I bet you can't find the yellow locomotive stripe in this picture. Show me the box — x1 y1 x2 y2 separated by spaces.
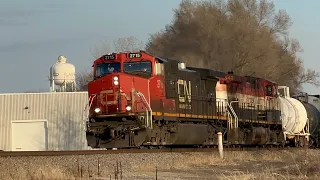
152 111 227 120
151 112 282 125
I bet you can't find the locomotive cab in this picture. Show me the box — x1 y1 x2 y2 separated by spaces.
87 51 164 122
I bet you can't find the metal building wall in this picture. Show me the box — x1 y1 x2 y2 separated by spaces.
0 92 89 151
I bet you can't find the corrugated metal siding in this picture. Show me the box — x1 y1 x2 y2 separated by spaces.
0 92 89 151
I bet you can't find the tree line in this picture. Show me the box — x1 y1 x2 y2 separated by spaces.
77 0 319 94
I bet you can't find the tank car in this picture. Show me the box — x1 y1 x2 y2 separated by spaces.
276 86 310 147
85 50 310 149
293 93 320 147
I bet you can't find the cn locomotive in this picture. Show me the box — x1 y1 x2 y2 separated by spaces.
85 50 320 149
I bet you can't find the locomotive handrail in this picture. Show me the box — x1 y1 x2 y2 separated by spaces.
88 94 97 110
83 94 97 122
134 91 153 129
226 101 238 130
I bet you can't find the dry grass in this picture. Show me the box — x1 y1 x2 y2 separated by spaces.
1 149 320 179
132 149 320 179
5 165 76 180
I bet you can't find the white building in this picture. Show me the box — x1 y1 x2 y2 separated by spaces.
0 92 90 151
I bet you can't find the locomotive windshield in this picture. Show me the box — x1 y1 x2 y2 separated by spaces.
95 62 120 78
124 61 152 77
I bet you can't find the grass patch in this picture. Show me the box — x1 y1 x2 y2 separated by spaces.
1 149 320 179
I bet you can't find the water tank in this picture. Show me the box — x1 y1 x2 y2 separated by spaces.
51 55 76 85
279 96 308 134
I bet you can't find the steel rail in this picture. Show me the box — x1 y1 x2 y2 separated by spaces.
0 146 304 157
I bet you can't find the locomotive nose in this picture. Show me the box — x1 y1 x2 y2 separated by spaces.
88 74 134 116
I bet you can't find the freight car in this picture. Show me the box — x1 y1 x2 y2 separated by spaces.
85 50 312 149
293 93 320 148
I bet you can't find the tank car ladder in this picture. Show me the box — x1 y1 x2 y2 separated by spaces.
134 91 153 129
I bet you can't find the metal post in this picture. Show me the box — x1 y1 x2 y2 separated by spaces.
218 132 223 159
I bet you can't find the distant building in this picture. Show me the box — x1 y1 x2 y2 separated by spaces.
0 92 89 151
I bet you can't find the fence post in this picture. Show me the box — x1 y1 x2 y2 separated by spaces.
98 159 100 176
218 132 223 159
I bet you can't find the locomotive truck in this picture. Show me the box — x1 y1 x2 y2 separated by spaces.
85 50 316 149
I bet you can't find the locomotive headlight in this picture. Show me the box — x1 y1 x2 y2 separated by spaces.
126 105 132 111
113 76 119 85
94 108 101 113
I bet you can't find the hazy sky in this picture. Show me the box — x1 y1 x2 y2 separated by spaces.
1 0 319 94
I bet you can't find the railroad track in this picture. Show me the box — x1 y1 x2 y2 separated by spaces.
0 146 304 157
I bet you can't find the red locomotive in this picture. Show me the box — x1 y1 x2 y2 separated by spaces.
86 50 309 149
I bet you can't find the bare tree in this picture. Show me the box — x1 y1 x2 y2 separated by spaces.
145 0 319 93
76 70 92 91
113 36 144 52
76 36 145 91
90 40 113 59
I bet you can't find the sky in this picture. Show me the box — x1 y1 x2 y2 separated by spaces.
0 0 319 94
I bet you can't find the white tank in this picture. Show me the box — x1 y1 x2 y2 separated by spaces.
279 96 308 134
51 55 76 85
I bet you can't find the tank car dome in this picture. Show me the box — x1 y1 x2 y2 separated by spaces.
51 55 76 86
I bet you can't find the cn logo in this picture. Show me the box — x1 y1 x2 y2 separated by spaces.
99 90 130 105
177 79 191 103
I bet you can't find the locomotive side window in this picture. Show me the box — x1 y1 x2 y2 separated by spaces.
265 85 272 96
124 61 152 77
155 62 164 75
95 62 120 78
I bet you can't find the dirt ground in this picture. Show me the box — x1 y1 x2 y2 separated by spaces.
0 149 319 180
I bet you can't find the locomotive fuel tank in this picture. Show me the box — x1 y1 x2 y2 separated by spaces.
168 124 209 145
278 86 308 137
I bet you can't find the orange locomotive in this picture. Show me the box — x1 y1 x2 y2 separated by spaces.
85 50 295 149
